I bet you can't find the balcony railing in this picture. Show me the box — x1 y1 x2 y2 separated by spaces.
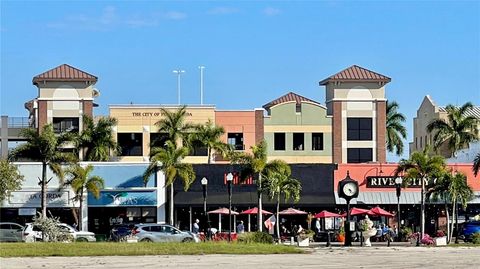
7 117 31 128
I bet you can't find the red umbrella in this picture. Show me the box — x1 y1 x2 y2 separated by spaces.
368 206 394 217
278 208 308 215
240 207 273 215
208 207 239 215
340 207 371 217
314 210 341 218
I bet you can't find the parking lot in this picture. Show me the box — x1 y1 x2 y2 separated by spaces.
2 246 479 269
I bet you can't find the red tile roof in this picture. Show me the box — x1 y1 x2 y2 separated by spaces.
319 65 391 85
263 92 320 109
32 64 97 85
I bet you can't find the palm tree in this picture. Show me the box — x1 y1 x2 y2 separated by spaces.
386 101 407 156
189 119 231 164
263 160 301 239
231 140 284 232
473 153 480 177
143 141 195 225
64 164 104 231
427 102 479 157
448 172 474 243
9 124 77 218
77 115 119 161
155 106 196 143
426 172 452 242
395 147 446 239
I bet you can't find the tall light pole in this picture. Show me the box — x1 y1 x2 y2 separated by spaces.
226 172 233 242
173 69 185 105
201 177 210 240
199 66 205 105
395 177 403 242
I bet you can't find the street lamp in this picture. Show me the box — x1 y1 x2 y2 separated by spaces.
226 172 234 242
198 66 205 105
201 177 210 239
173 69 185 105
395 177 403 242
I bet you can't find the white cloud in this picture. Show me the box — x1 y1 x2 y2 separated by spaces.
163 11 187 20
263 7 281 16
207 7 239 15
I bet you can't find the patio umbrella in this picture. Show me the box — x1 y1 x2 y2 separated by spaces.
314 210 341 218
279 208 308 215
240 207 273 232
340 207 371 217
368 206 394 217
208 208 239 233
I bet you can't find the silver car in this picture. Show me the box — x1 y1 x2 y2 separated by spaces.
0 222 24 242
133 224 199 243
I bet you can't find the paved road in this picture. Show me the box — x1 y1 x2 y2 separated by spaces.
2 247 479 269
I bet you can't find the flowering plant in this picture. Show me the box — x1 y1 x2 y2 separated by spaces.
436 230 445 237
421 233 435 245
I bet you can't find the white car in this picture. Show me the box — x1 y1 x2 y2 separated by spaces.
23 223 96 242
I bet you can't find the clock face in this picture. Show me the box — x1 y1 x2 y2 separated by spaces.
342 183 357 197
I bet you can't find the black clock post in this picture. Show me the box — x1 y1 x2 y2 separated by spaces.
338 171 359 247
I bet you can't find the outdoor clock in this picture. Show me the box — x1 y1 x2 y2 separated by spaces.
338 171 359 201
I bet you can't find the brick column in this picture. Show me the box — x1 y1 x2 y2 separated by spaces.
332 101 343 164
376 101 387 163
83 101 93 118
254 109 264 144
37 100 48 132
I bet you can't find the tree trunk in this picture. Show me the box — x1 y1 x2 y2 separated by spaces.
445 202 450 243
449 198 456 243
207 147 211 165
41 162 47 218
78 190 84 231
258 173 263 232
170 184 174 226
276 193 280 241
420 176 425 239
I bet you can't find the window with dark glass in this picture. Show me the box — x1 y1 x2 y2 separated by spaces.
347 148 373 163
150 133 168 148
296 104 302 113
274 133 286 151
293 133 304 151
347 118 372 141
312 133 324 151
227 133 244 150
188 139 208 156
52 117 79 133
118 133 143 156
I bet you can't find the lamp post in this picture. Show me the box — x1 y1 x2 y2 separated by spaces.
173 69 185 105
201 177 210 240
199 66 205 105
226 173 233 242
395 177 403 242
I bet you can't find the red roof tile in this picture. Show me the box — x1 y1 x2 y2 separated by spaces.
263 92 320 109
319 65 391 85
32 64 97 84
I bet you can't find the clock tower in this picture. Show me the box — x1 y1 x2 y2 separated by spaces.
338 171 359 246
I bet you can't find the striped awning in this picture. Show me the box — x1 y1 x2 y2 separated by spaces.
335 192 480 205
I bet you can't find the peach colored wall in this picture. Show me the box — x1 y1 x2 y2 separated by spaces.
215 111 257 154
334 163 480 192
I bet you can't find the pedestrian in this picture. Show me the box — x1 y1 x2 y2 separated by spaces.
315 218 321 233
193 219 200 234
237 221 245 234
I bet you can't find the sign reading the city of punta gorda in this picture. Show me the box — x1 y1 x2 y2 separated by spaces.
366 176 437 188
131 111 193 117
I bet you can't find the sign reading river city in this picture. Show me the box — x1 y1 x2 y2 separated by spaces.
366 176 437 188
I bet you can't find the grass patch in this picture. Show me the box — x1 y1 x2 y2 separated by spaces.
0 242 303 257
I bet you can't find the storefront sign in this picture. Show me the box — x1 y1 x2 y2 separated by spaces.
366 176 437 188
131 111 192 117
88 190 157 207
8 191 71 207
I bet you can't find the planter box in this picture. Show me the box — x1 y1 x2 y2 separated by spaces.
435 236 447 246
297 237 309 247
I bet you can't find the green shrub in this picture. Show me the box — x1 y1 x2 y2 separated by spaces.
237 232 274 244
472 232 480 244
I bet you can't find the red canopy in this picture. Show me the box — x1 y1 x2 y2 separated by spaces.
207 207 239 215
368 206 394 217
278 208 308 215
240 207 273 215
340 207 371 217
314 210 341 218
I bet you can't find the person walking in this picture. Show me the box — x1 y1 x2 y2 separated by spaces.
193 219 200 234
237 221 245 234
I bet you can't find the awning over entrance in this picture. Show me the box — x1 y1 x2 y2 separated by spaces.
335 191 480 205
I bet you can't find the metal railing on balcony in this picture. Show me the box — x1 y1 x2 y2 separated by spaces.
7 117 31 128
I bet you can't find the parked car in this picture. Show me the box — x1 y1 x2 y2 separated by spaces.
109 224 135 242
132 224 199 243
0 222 24 242
23 223 96 242
459 221 480 242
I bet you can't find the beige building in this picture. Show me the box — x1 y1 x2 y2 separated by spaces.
409 95 480 157
320 65 390 164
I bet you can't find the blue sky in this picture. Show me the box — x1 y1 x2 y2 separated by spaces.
1 1 479 161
